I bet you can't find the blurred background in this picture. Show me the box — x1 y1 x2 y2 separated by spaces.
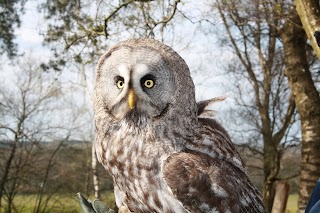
0 0 319 212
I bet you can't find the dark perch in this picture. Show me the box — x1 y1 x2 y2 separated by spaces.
77 193 114 213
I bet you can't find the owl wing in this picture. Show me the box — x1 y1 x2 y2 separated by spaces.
163 118 265 213
163 150 264 213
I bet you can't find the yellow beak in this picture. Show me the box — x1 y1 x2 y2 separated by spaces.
128 89 136 110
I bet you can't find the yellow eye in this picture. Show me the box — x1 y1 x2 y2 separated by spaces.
117 80 124 89
144 79 154 88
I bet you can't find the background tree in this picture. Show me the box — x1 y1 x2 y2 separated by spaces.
280 10 320 212
295 0 320 59
0 59 76 213
215 0 299 211
0 0 26 58
216 1 320 211
38 0 182 70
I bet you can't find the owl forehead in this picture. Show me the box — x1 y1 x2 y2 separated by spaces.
117 63 149 82
103 47 167 74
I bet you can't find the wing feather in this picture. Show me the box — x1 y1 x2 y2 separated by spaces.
163 150 265 213
163 116 265 212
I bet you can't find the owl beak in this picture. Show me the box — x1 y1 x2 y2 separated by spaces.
128 89 136 110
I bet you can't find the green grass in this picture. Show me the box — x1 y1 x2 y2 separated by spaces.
286 194 298 213
2 192 298 213
1 192 115 213
1 194 79 213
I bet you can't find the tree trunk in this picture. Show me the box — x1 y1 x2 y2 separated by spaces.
92 144 100 199
271 182 290 213
281 13 320 212
295 0 320 59
263 140 281 212
262 180 275 212
0 139 17 213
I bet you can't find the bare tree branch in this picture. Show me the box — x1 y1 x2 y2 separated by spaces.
104 0 136 38
147 0 180 37
273 95 296 144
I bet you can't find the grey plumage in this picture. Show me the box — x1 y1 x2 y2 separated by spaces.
93 38 265 212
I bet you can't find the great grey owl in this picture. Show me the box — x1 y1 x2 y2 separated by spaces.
93 38 265 213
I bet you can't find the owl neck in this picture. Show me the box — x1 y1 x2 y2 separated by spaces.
96 109 199 147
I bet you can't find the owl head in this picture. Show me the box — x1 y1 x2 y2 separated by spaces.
94 39 197 126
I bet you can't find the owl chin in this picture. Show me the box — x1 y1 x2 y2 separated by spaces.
124 108 150 126
111 103 169 127
110 103 151 124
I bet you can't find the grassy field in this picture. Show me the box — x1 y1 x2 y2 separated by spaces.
286 194 298 213
1 194 77 213
2 193 298 213
1 192 115 213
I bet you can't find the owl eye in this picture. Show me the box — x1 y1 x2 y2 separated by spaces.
114 76 125 89
141 74 155 89
116 80 125 89
144 79 154 88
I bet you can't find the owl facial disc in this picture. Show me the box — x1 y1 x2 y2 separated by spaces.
95 44 180 123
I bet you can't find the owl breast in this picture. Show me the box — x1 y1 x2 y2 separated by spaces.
96 120 187 212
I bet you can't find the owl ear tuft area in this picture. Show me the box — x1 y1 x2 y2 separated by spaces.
197 96 226 117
